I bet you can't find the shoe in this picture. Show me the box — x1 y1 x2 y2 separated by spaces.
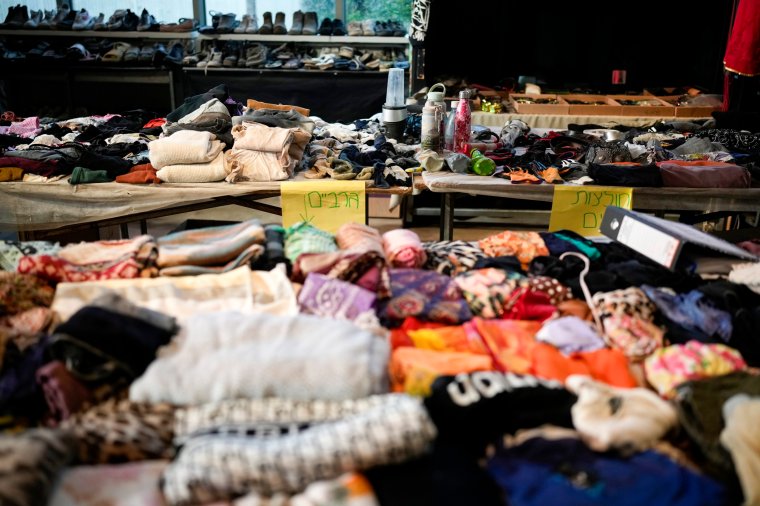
301 11 318 35
390 20 406 36
207 49 223 68
23 9 42 28
199 11 220 34
36 9 56 28
245 43 267 67
234 14 251 33
288 10 303 35
160 18 199 32
346 21 362 36
123 44 140 62
283 57 302 69
27 41 51 58
222 42 239 67
265 60 283 69
216 12 237 33
72 9 94 30
273 11 287 34
105 9 126 30
236 44 247 67
120 9 139 31
374 20 391 36
137 44 154 63
361 19 375 36
56 8 77 30
258 11 273 34
245 14 257 33
50 4 71 26
318 17 333 35
152 43 168 67
3 4 28 28
137 8 158 31
338 46 354 58
332 18 347 36
102 41 131 62
163 42 184 68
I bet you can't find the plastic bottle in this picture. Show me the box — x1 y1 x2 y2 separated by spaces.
454 90 471 154
470 149 496 176
444 100 458 151
425 83 447 152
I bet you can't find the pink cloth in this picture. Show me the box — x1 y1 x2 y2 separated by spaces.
382 229 426 268
8 116 41 139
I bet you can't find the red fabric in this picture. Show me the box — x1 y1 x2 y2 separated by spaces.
142 118 166 128
17 255 144 285
390 317 446 349
502 289 557 322
0 156 60 177
115 163 161 184
724 0 760 76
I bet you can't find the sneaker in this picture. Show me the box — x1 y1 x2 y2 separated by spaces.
273 11 287 34
91 12 105 30
288 10 303 35
105 9 126 30
123 44 140 62
56 9 77 30
160 18 199 32
346 21 362 36
23 9 43 28
3 4 28 28
245 43 267 67
216 12 238 33
234 14 251 33
199 11 221 34
318 18 333 35
245 14 258 33
361 19 375 36
122 9 139 31
51 4 71 25
302 11 318 35
138 44 154 63
36 9 56 28
222 42 239 67
332 18 347 36
163 42 185 68
72 9 94 30
390 20 406 36
137 8 158 31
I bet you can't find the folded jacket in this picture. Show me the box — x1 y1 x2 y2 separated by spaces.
246 98 311 119
148 130 224 169
226 122 310 182
224 148 291 182
129 310 390 404
155 151 227 183
656 161 751 188
176 98 231 124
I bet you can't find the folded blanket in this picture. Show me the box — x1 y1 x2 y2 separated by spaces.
51 266 297 322
155 151 227 183
129 310 389 405
148 130 224 169
224 148 291 182
337 222 385 256
157 219 265 269
161 394 434 503
383 229 426 268
225 122 310 182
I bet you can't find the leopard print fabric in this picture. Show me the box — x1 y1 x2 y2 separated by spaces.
61 398 176 464
0 272 54 316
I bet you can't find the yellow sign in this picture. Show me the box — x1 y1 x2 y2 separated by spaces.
281 180 366 233
549 185 633 236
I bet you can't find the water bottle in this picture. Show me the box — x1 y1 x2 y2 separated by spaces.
470 148 496 176
444 100 458 151
454 90 471 154
426 83 447 151
421 103 442 152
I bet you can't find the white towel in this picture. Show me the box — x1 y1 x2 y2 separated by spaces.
128 310 389 405
148 130 223 169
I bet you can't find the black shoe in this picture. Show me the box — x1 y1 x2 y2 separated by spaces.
56 9 76 30
121 9 139 31
318 17 333 35
199 10 220 34
137 8 158 31
390 20 406 36
163 42 184 68
332 18 346 36
273 11 287 34
152 43 167 67
259 11 273 34
288 10 303 35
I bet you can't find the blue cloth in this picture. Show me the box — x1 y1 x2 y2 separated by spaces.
487 437 726 506
642 285 733 342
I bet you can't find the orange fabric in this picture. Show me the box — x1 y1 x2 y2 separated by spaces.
407 324 490 355
470 317 542 374
247 98 310 117
390 317 446 350
557 299 594 321
509 169 541 184
115 163 160 184
389 347 493 395
531 345 637 388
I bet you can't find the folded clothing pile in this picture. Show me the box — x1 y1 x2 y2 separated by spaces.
148 130 226 183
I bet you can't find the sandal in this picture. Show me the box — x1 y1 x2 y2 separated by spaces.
102 41 131 63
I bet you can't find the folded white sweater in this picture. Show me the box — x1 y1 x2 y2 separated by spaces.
129 310 389 405
148 130 224 169
156 151 227 183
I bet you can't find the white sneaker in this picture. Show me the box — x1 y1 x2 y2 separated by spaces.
92 12 105 30
24 9 43 28
36 9 56 28
72 9 94 30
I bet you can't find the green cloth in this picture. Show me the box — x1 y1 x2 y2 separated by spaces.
555 232 601 260
69 167 111 185
284 222 338 263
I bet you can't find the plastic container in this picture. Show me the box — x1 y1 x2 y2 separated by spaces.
444 100 458 151
421 103 442 151
470 149 496 176
385 68 405 107
425 83 447 152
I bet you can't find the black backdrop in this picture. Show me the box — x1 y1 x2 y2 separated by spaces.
421 0 734 92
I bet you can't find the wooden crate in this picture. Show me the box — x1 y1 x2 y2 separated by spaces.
561 94 621 115
608 95 675 116
657 95 720 118
509 94 569 114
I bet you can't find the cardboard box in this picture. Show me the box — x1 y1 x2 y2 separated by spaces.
561 94 620 115
509 94 569 115
608 95 675 117
657 95 719 118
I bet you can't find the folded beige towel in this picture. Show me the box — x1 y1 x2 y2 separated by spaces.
148 130 224 169
156 151 228 183
226 122 311 183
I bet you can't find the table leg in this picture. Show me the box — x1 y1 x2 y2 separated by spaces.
439 193 454 241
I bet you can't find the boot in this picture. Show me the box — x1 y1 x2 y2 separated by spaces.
258 11 273 34
216 12 237 33
273 11 287 34
163 42 184 68
302 11 317 35
288 10 303 35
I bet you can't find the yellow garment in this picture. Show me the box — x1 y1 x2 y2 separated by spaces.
0 167 23 182
407 325 489 355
